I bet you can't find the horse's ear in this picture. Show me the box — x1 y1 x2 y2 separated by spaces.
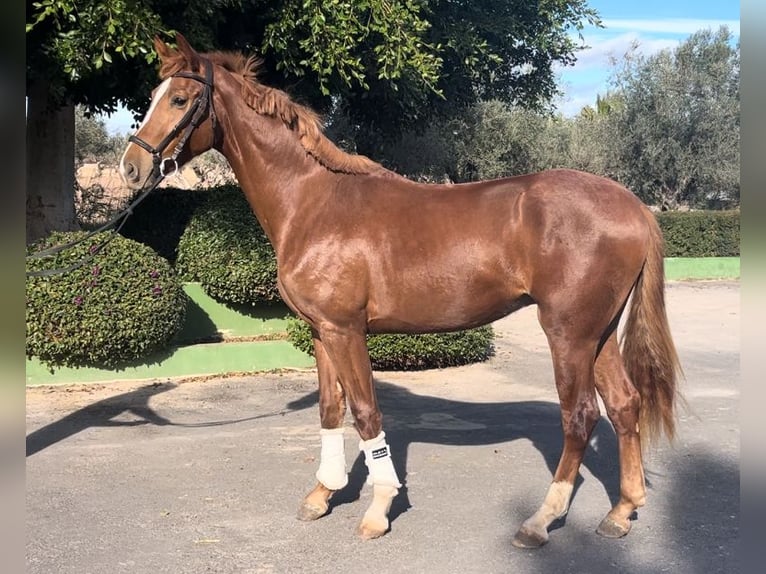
173 32 201 71
153 36 175 63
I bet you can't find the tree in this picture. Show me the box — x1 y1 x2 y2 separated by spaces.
368 101 568 183
323 0 601 155
26 0 600 241
607 28 740 209
74 107 127 165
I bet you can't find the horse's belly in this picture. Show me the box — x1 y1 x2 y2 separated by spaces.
365 278 532 334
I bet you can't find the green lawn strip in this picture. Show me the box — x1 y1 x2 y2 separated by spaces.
26 340 315 386
664 257 739 280
176 283 292 342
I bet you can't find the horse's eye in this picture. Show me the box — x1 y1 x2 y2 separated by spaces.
170 95 188 108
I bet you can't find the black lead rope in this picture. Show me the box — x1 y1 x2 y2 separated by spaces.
25 180 161 277
26 60 217 278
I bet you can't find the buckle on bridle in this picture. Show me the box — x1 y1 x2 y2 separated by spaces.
159 157 179 178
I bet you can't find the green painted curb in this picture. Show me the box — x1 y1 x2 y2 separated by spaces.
26 340 315 386
664 257 739 280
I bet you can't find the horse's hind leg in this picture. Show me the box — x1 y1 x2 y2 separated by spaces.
593 333 646 538
298 333 349 521
513 311 601 548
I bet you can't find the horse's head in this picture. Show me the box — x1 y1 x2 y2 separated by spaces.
120 34 218 190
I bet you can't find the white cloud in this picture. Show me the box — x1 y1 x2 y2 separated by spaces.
568 32 680 72
601 18 740 36
553 16 740 116
556 92 599 117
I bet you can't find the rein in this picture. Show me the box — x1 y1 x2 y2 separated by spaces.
26 60 217 278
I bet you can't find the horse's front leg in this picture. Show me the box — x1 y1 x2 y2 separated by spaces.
319 325 401 540
297 333 349 522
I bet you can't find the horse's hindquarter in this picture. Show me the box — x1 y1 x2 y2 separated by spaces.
279 169 650 334
514 170 652 323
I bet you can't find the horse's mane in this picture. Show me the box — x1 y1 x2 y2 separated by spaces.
160 50 388 176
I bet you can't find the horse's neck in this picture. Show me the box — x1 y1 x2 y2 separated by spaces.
215 94 325 253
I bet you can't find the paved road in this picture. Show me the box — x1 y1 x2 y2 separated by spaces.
26 282 739 574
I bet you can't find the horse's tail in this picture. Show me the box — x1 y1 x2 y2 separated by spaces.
621 207 683 448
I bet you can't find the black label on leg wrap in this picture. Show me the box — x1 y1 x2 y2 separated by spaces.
371 446 389 460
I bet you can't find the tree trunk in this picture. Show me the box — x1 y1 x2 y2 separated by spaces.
26 84 78 244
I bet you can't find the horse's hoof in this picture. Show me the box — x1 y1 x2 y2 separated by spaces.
297 501 328 522
596 515 631 538
357 519 388 540
511 526 549 549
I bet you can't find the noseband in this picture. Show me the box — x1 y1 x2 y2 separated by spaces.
128 58 218 182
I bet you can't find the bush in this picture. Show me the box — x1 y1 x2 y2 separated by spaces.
26 231 187 369
287 318 495 371
656 210 740 257
176 185 280 304
119 186 211 263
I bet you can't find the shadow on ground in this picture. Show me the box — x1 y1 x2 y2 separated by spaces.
285 379 624 526
26 381 314 457
26 377 739 573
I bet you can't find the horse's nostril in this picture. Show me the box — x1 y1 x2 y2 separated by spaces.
125 162 139 183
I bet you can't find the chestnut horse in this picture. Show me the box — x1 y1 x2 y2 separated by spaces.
120 34 681 548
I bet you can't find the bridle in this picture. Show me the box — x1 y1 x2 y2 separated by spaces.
128 58 218 183
27 59 218 277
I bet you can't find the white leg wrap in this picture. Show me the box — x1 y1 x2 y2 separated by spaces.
359 431 401 488
315 427 348 490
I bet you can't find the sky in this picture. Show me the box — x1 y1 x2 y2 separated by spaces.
103 0 741 133
554 0 740 116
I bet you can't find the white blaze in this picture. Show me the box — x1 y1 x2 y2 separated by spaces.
119 78 172 180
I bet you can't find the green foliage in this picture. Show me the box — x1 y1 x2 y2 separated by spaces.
119 187 211 264
263 0 442 96
287 318 495 371
25 0 226 117
606 27 740 209
328 0 601 144
176 186 280 304
28 0 601 122
377 36 740 210
75 106 128 165
656 211 740 257
452 101 550 181
380 99 572 182
27 0 163 79
26 231 187 369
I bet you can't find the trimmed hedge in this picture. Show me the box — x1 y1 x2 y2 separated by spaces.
119 186 211 263
287 317 495 371
26 231 187 369
656 210 739 257
176 185 280 304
